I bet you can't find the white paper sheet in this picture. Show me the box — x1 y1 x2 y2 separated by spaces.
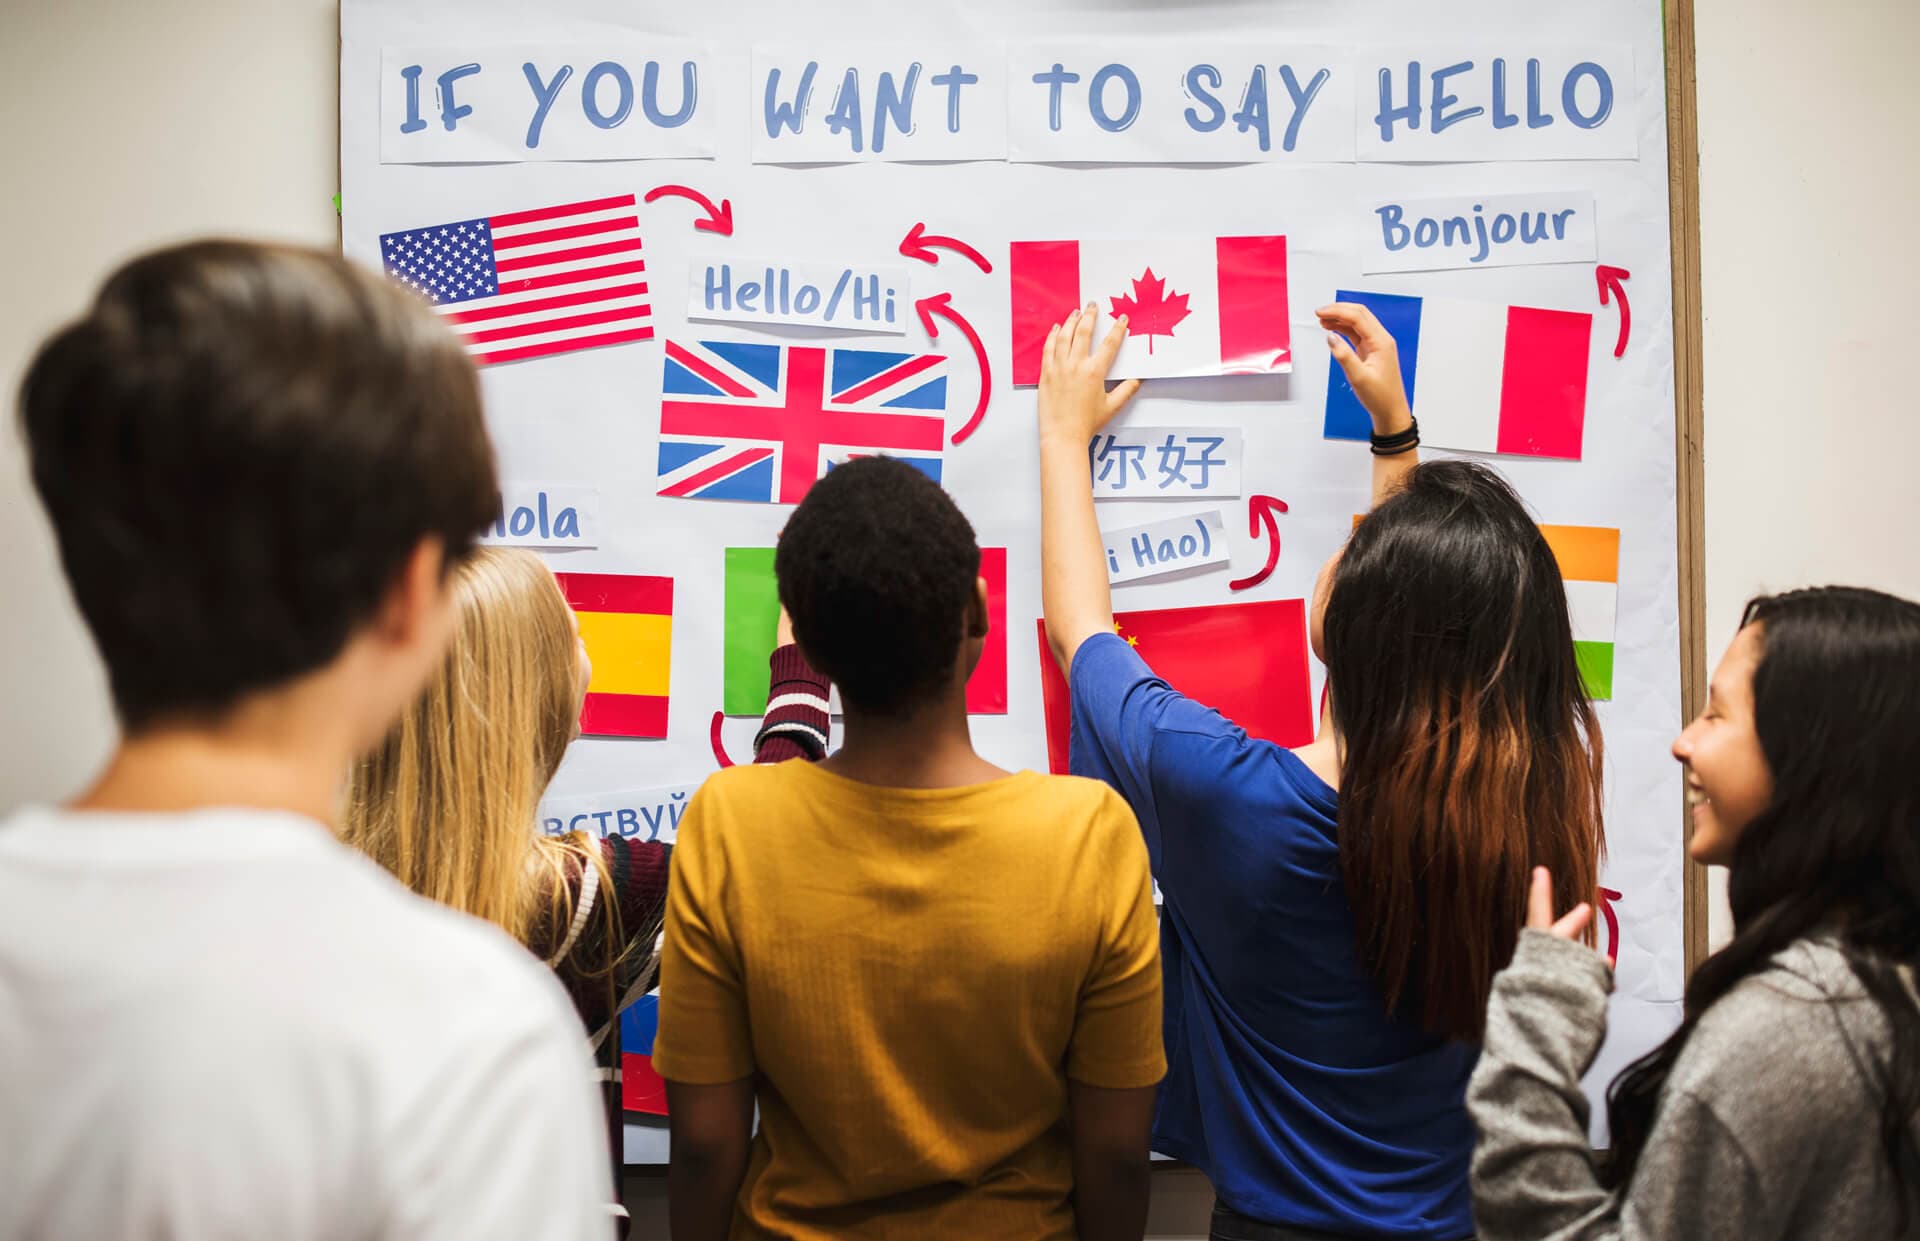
1356 45 1638 163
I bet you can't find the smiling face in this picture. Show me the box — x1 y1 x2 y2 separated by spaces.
1673 623 1776 865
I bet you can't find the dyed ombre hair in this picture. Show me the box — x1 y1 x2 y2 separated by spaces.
345 547 618 959
1325 461 1604 1041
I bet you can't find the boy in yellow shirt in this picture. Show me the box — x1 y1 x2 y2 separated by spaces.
654 457 1165 1241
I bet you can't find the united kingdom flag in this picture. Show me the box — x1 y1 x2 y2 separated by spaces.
655 339 948 504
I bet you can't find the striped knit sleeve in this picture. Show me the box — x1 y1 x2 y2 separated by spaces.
753 643 830 764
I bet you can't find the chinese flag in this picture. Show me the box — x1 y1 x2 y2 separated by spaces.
554 572 674 739
1035 598 1315 775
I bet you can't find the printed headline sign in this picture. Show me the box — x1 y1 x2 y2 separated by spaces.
1091 428 1243 499
539 783 698 840
1361 191 1597 274
479 483 601 549
689 256 912 333
381 40 1634 165
381 41 716 162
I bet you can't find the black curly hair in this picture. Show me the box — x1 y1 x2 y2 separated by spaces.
775 457 983 717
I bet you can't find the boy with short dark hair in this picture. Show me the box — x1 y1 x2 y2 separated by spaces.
654 457 1165 1241
0 241 612 1241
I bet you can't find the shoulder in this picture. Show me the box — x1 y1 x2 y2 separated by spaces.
1669 938 1891 1129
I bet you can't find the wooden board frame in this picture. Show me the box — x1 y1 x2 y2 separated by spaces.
1665 0 1710 974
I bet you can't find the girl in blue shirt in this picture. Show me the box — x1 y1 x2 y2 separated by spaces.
1035 304 1605 1240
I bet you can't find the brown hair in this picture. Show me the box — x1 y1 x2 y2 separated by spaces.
17 240 498 731
1325 461 1604 1041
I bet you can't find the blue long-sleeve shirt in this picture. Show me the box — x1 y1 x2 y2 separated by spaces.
1068 632 1475 1239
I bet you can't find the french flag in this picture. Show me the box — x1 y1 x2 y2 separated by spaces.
1010 236 1291 384
1324 289 1593 459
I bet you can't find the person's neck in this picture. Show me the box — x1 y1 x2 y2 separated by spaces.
1290 692 1343 790
75 688 363 829
822 688 1006 790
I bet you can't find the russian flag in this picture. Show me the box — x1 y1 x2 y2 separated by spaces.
1324 289 1593 459
1010 236 1291 383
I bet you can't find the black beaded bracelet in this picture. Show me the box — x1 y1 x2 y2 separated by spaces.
1369 416 1420 456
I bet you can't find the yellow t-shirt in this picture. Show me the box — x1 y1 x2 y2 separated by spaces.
652 760 1165 1241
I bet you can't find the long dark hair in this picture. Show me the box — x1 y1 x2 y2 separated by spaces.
1326 461 1604 1040
1604 586 1920 1207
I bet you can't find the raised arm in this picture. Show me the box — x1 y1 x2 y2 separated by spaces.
1318 302 1418 508
753 605 830 763
1038 305 1141 671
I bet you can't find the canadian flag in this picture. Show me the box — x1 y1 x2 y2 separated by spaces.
1010 236 1291 383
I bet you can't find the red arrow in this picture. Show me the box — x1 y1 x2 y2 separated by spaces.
1596 265 1631 358
915 293 992 446
1229 495 1289 592
899 222 994 274
1598 885 1623 966
643 184 734 236
709 709 738 769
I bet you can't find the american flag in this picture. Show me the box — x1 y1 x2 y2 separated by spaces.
378 193 652 367
655 339 948 505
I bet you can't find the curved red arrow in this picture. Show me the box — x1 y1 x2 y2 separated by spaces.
709 709 738 769
899 222 994 274
915 293 992 446
643 184 734 236
1229 495 1289 592
1598 885 1623 966
1596 265 1631 359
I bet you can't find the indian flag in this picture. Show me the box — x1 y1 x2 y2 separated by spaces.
555 572 674 738
1352 516 1619 700
1540 524 1619 701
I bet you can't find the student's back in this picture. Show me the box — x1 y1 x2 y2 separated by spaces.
653 458 1164 1241
0 241 611 1240
0 806 603 1240
665 760 1153 1236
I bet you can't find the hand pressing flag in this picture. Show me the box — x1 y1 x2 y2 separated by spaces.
378 194 652 367
723 547 1007 715
1324 289 1592 459
1036 598 1314 775
1010 236 1291 383
555 572 673 739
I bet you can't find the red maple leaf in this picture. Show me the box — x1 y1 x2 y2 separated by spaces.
1109 268 1192 354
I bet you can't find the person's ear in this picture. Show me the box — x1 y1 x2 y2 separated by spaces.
969 576 990 639
375 538 450 649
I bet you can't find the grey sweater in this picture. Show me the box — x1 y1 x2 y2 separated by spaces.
1467 930 1919 1241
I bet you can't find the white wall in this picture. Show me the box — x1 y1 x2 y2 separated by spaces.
2 0 1916 1226
1693 0 1920 945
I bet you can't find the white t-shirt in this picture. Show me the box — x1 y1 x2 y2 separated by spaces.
0 806 612 1241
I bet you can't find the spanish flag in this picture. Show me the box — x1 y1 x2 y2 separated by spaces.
555 572 674 738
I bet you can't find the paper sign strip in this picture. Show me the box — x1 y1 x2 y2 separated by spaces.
1102 510 1229 585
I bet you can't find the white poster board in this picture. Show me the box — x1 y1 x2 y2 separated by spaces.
342 0 1684 1160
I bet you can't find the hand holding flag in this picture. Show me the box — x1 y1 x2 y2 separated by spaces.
1318 302 1413 434
1037 303 1142 446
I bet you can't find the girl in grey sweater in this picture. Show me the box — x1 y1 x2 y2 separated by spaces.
1467 586 1920 1240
